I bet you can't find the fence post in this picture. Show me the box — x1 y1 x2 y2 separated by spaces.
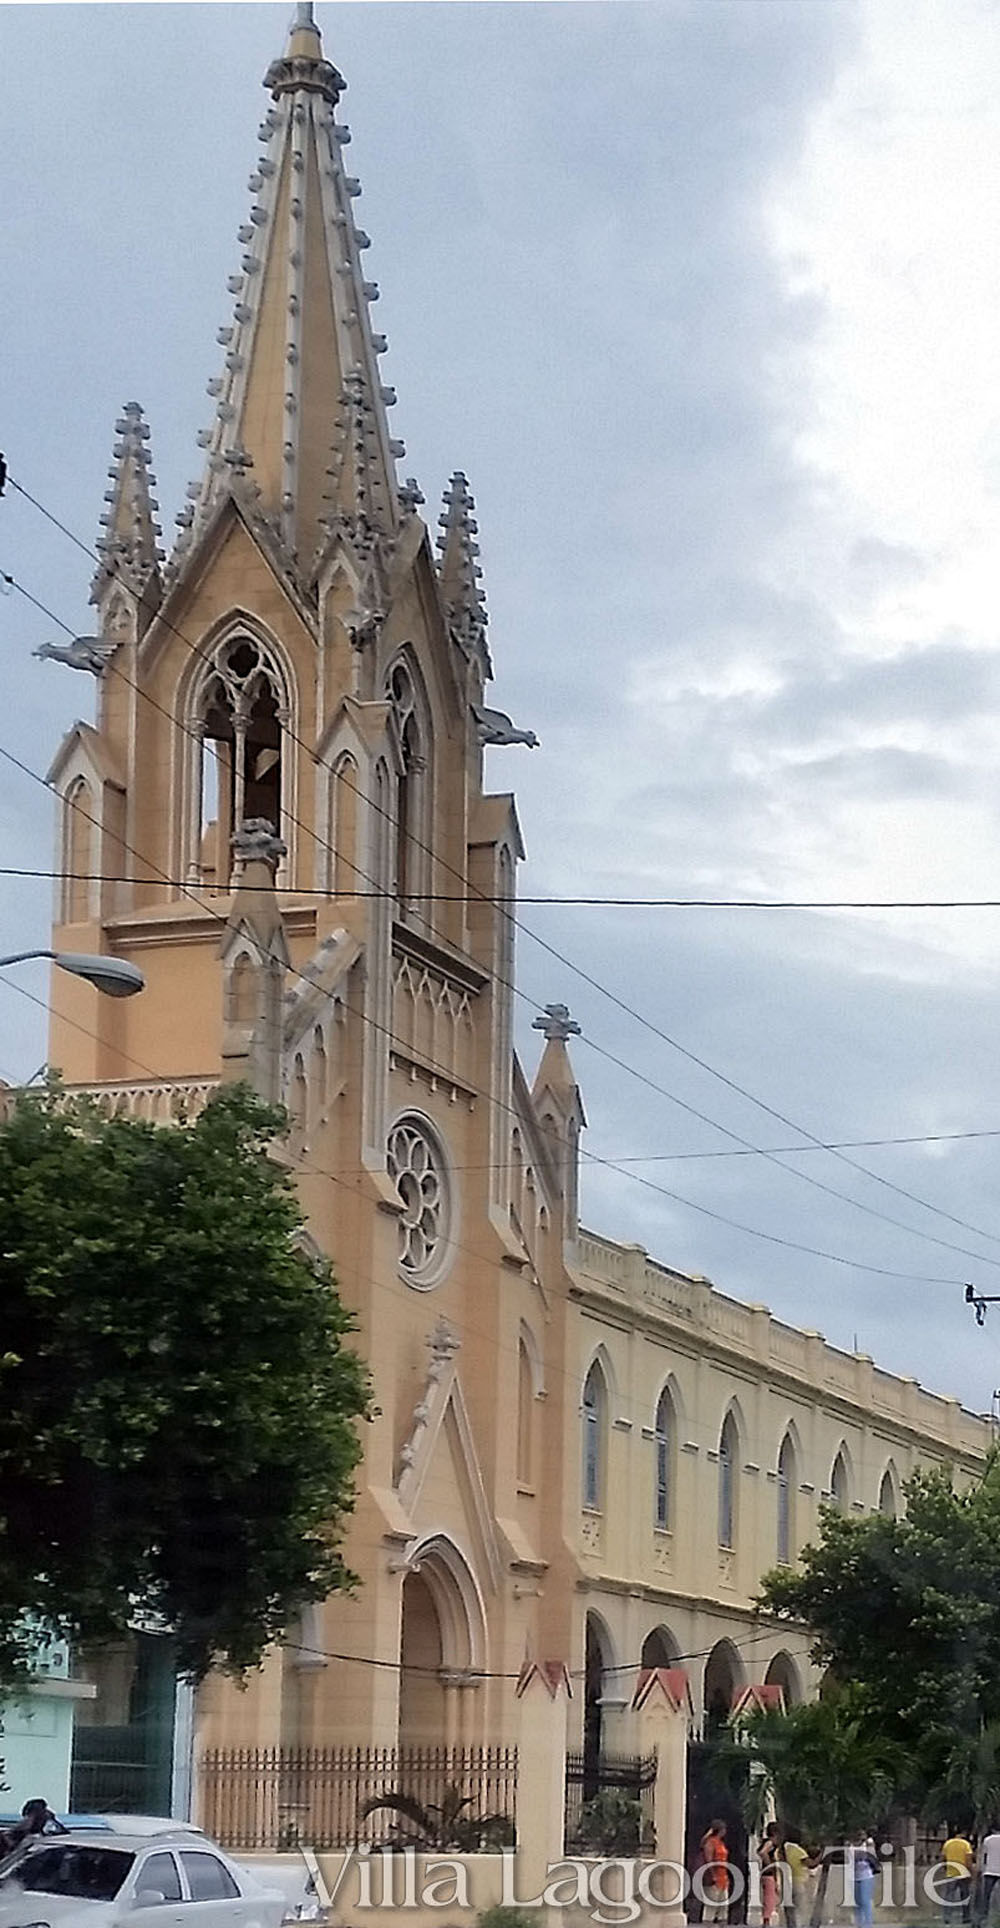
516 1661 571 1903
632 1668 692 1928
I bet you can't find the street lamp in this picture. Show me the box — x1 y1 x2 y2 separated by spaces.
0 949 145 998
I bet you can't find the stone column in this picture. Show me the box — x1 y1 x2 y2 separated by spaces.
632 1668 691 1928
516 1661 571 1901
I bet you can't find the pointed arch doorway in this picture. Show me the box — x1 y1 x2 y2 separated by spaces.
397 1537 485 1750
583 1612 613 1799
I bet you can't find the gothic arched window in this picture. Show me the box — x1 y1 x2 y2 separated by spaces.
777 1432 796 1565
386 654 429 916
879 1467 898 1519
329 753 359 897
831 1449 850 1514
718 1411 739 1550
654 1386 674 1531
582 1362 607 1512
191 633 286 886
64 777 94 924
517 1336 534 1489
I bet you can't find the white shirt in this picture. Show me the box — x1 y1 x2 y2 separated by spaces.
981 1835 1000 1875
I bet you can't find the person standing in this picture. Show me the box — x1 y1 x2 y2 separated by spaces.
851 1830 879 1928
782 1835 812 1928
700 1820 731 1925
942 1828 974 1922
760 1823 782 1927
977 1826 1000 1922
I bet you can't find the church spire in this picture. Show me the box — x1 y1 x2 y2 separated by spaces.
92 402 163 613
436 471 490 671
182 3 403 573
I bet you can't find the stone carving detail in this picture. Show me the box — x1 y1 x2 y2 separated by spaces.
473 703 538 750
392 954 474 1083
532 1003 581 1043
397 1319 460 1481
652 1531 674 1575
580 1513 604 1556
34 635 116 677
387 1116 450 1285
232 817 287 866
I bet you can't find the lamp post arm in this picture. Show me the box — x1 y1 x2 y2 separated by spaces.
0 950 54 970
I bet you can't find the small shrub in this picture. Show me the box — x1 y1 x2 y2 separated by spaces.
477 1908 544 1928
575 1791 646 1855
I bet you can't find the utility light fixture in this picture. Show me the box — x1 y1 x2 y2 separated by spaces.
0 949 145 998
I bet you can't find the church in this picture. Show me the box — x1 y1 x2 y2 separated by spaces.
43 4 987 1837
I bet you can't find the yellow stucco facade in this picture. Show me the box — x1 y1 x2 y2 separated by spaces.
43 5 989 1779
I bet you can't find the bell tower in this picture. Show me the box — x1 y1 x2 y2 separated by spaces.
45 2 575 1763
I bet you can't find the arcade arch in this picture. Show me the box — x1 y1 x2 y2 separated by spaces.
764 1649 803 1707
703 1638 744 1732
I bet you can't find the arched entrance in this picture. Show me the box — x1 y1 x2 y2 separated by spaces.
397 1536 485 1749
584 1612 613 1798
703 1638 744 1733
641 1625 681 1672
399 1569 445 1747
689 1641 750 1915
764 1649 802 1708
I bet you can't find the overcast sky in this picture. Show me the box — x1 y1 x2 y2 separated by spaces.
5 0 1000 1413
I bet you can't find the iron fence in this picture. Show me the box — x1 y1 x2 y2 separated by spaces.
200 1743 518 1852
564 1751 658 1855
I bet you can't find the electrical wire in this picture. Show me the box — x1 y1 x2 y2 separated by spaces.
6 476 1000 1274
8 454 1000 1262
4 501 986 1285
279 1620 814 1682
0 691 986 1291
8 860 1000 911
1 497 991 1682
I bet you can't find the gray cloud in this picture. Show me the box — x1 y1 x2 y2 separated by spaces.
7 2 1000 1409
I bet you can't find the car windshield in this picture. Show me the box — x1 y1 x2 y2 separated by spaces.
0 1845 135 1901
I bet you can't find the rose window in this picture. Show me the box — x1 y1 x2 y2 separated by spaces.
387 1117 449 1285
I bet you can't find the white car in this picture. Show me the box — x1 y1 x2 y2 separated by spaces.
0 1831 286 1928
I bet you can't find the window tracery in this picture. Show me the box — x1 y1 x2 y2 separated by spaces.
582 1361 607 1512
387 1115 450 1286
654 1386 674 1530
385 654 429 914
189 633 287 885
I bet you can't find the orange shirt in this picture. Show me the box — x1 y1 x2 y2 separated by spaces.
703 1837 730 1893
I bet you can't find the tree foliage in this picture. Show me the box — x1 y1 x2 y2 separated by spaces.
759 1459 1000 1811
735 1695 901 1842
0 1082 369 1685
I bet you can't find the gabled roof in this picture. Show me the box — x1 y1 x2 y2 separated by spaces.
46 720 126 791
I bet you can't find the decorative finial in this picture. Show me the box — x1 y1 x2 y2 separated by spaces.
429 1317 460 1365
267 1 341 103
231 818 288 871
532 1004 581 1044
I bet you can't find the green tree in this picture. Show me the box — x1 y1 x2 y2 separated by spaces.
759 1460 1000 1807
0 1082 369 1685
737 1695 900 1842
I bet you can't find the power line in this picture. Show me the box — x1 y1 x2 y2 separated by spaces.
0 747 979 1290
0 775 986 1510
1 699 989 1289
280 1620 813 1682
8 860 1000 912
513 918 1000 1254
6 476 1000 1274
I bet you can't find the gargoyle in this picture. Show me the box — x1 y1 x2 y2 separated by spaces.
473 703 539 749
34 636 114 677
